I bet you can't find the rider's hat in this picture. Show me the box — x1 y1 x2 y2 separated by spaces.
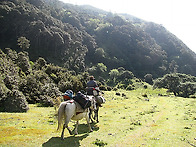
90 76 95 80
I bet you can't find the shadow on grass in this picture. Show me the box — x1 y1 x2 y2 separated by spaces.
42 134 88 147
42 123 99 147
76 123 99 133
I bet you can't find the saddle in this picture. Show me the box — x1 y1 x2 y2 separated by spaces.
73 91 91 109
67 100 86 115
86 87 100 96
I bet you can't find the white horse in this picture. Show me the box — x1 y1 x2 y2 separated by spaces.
57 97 96 140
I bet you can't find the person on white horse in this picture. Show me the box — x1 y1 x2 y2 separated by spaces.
57 91 96 140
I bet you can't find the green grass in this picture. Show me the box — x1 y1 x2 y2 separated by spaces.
0 88 195 146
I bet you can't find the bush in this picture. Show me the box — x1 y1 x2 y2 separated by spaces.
99 85 107 91
112 87 118 91
92 139 107 146
126 84 135 90
117 83 126 89
107 86 112 91
4 75 19 90
38 95 54 107
153 73 196 98
3 90 29 112
17 52 31 74
144 74 153 85
177 82 196 97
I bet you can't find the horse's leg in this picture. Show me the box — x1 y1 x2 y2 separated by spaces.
61 117 73 140
93 105 99 123
95 106 99 123
61 124 66 140
65 107 75 135
74 121 79 135
66 125 73 135
86 112 93 132
89 108 94 123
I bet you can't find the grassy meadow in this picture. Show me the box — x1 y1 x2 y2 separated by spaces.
0 88 195 147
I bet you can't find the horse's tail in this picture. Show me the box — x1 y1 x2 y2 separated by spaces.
57 102 67 131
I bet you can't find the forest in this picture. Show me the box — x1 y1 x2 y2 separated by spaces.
0 0 196 112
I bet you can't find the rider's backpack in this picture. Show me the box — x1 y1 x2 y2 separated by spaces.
63 90 73 100
74 91 91 109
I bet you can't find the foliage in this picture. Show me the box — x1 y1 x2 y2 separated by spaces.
0 0 196 112
109 69 119 81
0 48 89 112
144 74 153 85
0 0 195 78
92 138 108 146
3 89 29 112
153 73 196 97
17 37 30 51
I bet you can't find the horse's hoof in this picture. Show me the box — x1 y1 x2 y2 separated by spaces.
69 132 73 135
68 131 73 135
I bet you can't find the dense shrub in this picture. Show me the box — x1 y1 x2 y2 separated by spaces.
177 82 196 97
38 95 54 107
126 84 135 90
107 86 112 91
4 75 19 90
17 52 31 74
0 80 10 111
3 90 29 112
99 85 107 91
153 73 196 98
144 74 153 85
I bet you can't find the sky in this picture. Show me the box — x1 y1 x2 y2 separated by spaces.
60 0 196 53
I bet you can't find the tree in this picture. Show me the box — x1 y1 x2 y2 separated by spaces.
153 74 180 96
97 63 107 73
169 60 178 73
119 70 134 80
153 73 196 97
144 74 153 85
109 69 119 82
35 57 47 70
17 37 30 51
17 52 31 74
95 48 106 58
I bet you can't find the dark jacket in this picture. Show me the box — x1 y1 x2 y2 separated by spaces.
86 80 98 95
87 80 98 88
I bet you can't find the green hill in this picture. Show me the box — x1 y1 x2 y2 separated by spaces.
0 0 195 78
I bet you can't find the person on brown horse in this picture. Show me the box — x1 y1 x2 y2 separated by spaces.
86 76 99 95
86 76 106 123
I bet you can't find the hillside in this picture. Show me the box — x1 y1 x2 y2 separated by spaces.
0 0 195 78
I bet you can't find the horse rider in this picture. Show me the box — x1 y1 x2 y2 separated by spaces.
86 76 102 107
86 76 98 94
